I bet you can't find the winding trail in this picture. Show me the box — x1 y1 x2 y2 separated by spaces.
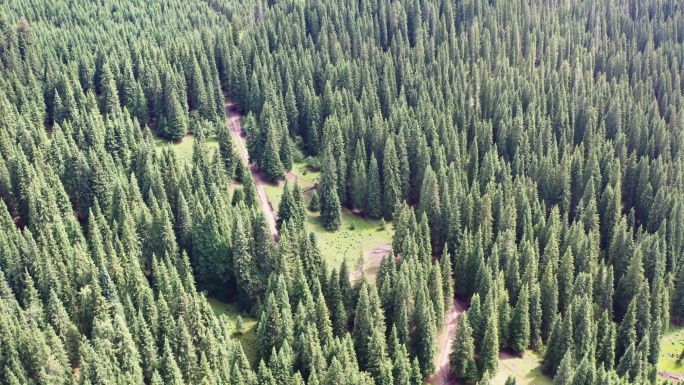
659 371 684 382
226 102 279 240
430 299 467 385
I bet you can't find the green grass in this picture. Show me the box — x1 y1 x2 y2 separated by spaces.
263 163 393 271
154 133 218 161
207 297 258 366
659 324 684 375
305 208 393 270
491 351 553 385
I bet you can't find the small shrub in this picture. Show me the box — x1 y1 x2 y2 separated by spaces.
379 217 387 231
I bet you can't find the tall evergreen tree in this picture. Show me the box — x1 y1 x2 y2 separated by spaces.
320 148 342 231
509 284 530 354
366 153 382 218
450 312 478 384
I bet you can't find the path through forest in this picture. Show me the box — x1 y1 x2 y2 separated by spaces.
225 102 279 239
659 371 684 382
430 299 467 385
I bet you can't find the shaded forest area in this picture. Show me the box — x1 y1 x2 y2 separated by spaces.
0 0 684 384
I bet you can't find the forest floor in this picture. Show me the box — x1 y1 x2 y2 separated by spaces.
154 132 218 160
492 350 552 385
207 297 258 366
225 102 279 239
658 325 684 382
349 245 393 283
429 298 467 385
259 161 393 272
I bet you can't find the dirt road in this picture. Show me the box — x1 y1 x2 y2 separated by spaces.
430 299 467 385
659 370 684 382
226 103 279 240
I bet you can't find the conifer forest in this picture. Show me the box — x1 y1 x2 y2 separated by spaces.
1 0 684 384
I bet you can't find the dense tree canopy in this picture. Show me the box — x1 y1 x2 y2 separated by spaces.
0 0 683 383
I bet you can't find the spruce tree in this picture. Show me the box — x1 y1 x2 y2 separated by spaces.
165 89 188 141
415 287 437 376
382 136 401 220
540 263 558 343
366 153 382 218
673 266 684 324
350 140 367 211
262 128 285 181
543 306 574 375
509 284 530 354
309 190 321 212
479 290 499 376
553 350 575 385
320 148 342 231
450 312 478 384
429 262 445 329
441 246 454 312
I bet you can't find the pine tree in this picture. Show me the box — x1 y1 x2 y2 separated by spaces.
450 312 478 384
479 290 499 376
441 246 454 312
277 181 295 230
165 89 188 141
100 63 121 116
354 284 375 370
257 293 282 362
429 262 445 329
616 299 637 361
543 306 574 375
418 167 441 247
262 127 285 181
596 311 616 370
554 350 575 385
350 140 368 211
217 122 237 178
510 284 530 354
673 265 684 324
280 135 294 172
320 148 342 231
416 287 437 376
529 282 543 349
310 190 321 212
392 343 413 385
366 153 382 218
540 263 558 343
160 338 184 385
382 136 401 220
233 216 258 309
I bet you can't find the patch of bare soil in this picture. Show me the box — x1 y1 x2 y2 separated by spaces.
659 371 684 382
429 298 467 385
349 244 392 281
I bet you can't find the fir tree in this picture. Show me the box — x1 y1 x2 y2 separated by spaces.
509 284 530 354
450 312 478 384
262 128 285 181
320 148 342 231
479 290 499 376
415 287 437 376
309 189 321 212
366 153 382 218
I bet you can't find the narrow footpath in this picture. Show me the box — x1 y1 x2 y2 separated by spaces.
430 299 467 385
225 102 279 239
